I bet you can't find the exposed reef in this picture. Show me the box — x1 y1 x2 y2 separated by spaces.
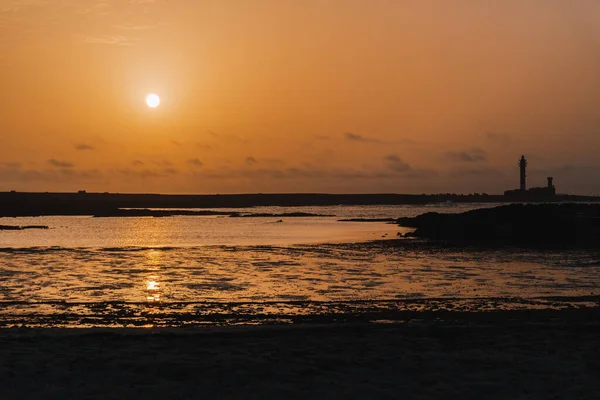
92 209 236 218
92 210 329 218
338 218 396 222
229 212 331 218
397 203 600 247
0 225 49 231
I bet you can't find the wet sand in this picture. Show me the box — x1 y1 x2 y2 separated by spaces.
2 309 599 399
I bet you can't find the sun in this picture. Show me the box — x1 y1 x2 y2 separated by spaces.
145 93 160 108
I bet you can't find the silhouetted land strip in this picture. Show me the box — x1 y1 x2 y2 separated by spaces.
92 209 236 217
230 212 332 218
0 225 49 231
90 209 329 218
398 203 600 247
338 218 397 222
1 309 599 399
2 191 599 217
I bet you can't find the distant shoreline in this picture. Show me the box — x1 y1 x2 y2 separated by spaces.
1 191 599 217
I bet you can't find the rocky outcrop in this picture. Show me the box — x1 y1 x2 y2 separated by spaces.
397 203 600 247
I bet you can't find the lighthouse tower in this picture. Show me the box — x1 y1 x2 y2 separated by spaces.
518 155 527 191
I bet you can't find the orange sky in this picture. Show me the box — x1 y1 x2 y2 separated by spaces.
1 1 600 194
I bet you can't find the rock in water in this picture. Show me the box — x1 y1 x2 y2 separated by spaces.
396 203 600 247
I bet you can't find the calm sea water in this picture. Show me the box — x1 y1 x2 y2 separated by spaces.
0 204 485 248
1 203 599 327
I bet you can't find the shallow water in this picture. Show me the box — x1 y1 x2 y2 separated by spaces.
0 203 487 247
1 203 599 327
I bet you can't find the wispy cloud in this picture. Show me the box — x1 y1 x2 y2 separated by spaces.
47 159 74 168
188 163 434 183
0 164 103 183
344 132 381 143
75 143 95 151
343 132 413 145
1 162 21 168
245 156 258 165
188 158 203 167
384 154 412 172
116 167 178 179
82 35 139 46
445 148 487 162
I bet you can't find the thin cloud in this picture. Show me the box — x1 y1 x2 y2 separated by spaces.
47 159 74 168
344 132 381 143
343 132 412 145
188 164 433 182
75 144 95 151
188 158 203 167
384 154 412 172
0 164 103 183
132 160 144 166
245 156 258 165
445 149 487 162
116 168 178 179
82 35 139 46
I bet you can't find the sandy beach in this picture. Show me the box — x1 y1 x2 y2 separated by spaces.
2 309 599 399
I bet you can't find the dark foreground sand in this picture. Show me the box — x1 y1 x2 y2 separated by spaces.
1 310 600 399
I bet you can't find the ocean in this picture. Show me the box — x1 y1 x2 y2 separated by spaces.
1 203 599 328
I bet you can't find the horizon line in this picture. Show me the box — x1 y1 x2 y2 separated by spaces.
1 190 598 197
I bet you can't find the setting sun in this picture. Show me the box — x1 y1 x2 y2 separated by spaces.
145 93 160 108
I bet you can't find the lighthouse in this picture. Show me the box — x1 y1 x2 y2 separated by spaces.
518 155 527 191
505 155 556 197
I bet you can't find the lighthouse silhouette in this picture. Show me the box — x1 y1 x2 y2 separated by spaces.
518 155 527 191
505 155 556 197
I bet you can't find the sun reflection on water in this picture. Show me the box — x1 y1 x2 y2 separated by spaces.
146 277 161 302
145 250 163 303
